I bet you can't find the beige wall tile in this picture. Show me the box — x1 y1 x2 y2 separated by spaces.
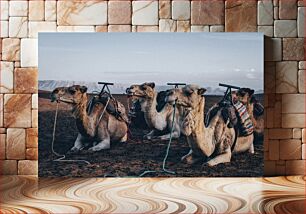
298 70 305 93
108 25 131 32
2 38 20 61
32 94 38 109
9 1 28 17
136 26 159 32
26 148 38 160
297 7 305 37
285 160 305 175
192 0 224 25
20 39 38 67
276 61 298 93
172 1 190 21
282 94 305 114
159 19 176 32
6 128 26 159
57 1 107 25
258 0 273 25
57 26 95 32
274 20 297 37
279 0 297 19
0 134 5 159
26 128 38 148
9 17 28 38
282 114 305 128
0 160 17 175
29 21 57 38
14 68 38 94
283 38 305 61
280 139 302 160
4 94 31 128
269 128 293 139
293 128 302 139
29 1 45 21
108 1 131 24
159 1 171 19
225 0 256 32
191 25 209 32
0 1 9 21
45 1 57 21
177 21 190 32
18 160 38 175
1 21 9 37
0 61 14 93
132 1 158 25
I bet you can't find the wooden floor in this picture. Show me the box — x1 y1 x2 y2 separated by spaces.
0 176 305 214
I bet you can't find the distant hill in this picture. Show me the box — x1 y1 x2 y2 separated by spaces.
39 80 263 95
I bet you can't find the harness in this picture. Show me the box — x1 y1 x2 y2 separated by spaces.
87 82 130 127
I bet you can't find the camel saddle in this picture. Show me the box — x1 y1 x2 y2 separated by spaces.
87 95 129 124
206 100 254 137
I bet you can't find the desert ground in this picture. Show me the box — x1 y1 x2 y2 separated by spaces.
39 92 264 177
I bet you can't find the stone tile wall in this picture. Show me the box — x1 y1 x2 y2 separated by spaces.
0 0 305 176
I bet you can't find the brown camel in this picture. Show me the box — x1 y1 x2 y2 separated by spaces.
51 85 128 152
165 85 254 166
126 82 182 140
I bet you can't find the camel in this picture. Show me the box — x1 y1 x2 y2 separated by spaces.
165 85 254 166
51 85 128 152
232 88 264 141
126 82 182 140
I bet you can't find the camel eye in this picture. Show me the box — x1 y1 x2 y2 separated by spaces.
68 88 76 95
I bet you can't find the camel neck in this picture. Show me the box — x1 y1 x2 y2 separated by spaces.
190 97 216 157
141 92 168 130
72 94 93 137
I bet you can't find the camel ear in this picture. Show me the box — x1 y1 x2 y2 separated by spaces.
248 89 255 96
146 82 155 89
80 86 87 93
198 88 207 95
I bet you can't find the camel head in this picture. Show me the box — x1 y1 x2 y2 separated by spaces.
165 85 207 109
51 85 88 105
232 88 255 105
126 82 156 102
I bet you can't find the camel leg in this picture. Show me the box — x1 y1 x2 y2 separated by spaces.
120 133 128 143
206 148 231 167
144 130 156 140
248 142 254 154
88 138 110 151
70 134 87 152
156 130 180 140
181 149 202 165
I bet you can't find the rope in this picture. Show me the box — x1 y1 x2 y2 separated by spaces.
51 102 91 165
139 101 176 177
97 97 110 127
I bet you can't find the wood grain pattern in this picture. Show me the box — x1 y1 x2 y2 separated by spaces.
0 176 305 213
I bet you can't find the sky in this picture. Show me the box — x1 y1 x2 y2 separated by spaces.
39 33 264 91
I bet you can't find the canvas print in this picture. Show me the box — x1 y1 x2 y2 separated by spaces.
38 33 264 177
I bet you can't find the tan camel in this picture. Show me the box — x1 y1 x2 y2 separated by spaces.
51 85 128 152
165 85 254 166
126 82 182 140
232 88 264 140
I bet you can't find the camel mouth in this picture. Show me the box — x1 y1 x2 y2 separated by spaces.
126 91 145 98
55 97 76 104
